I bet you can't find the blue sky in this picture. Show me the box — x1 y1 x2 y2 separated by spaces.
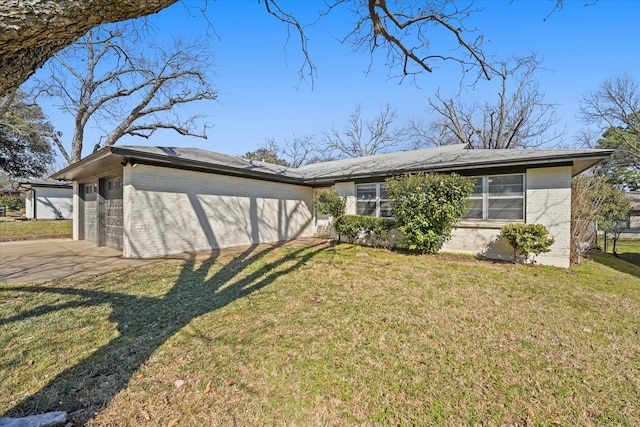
34 0 640 162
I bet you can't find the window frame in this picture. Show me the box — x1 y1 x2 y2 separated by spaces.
464 173 525 222
356 182 392 218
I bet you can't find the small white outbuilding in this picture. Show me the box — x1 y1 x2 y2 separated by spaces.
13 178 73 220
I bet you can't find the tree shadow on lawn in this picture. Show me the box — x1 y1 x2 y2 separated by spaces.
1 241 327 423
588 250 640 279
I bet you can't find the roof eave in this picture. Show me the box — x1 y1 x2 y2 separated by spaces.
111 147 303 184
301 152 613 184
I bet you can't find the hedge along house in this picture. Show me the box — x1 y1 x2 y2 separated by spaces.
12 178 73 220
51 144 611 267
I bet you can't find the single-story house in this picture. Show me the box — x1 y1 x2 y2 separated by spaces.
624 191 640 229
12 178 73 220
51 144 611 268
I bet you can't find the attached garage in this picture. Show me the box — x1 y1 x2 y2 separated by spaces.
78 177 123 249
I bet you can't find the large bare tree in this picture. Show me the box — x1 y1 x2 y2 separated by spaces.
427 56 562 149
579 74 640 162
322 104 408 159
34 24 217 164
0 0 504 96
0 0 177 95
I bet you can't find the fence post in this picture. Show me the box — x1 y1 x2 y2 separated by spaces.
604 230 608 254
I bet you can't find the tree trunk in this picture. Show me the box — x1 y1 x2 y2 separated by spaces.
0 0 177 95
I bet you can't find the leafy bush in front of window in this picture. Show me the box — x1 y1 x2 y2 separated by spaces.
501 223 555 264
385 173 474 254
335 214 396 248
0 196 23 210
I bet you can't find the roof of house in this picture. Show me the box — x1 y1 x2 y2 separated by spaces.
625 192 640 212
12 178 72 191
51 144 613 185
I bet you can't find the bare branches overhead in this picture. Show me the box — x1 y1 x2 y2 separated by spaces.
0 0 178 95
35 24 217 164
0 0 497 96
341 0 492 81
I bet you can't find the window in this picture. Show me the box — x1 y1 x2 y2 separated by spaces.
84 184 97 195
356 183 392 218
107 178 122 190
464 174 525 221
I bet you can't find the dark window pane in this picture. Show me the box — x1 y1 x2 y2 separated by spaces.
379 183 388 200
356 184 377 200
356 201 377 216
488 175 523 196
471 177 483 196
464 199 483 219
488 198 523 220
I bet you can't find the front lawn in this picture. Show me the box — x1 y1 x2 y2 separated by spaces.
0 219 72 241
1 244 639 426
598 237 640 266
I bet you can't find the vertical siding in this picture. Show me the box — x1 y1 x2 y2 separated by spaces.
123 165 314 258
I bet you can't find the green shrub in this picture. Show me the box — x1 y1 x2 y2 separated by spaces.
314 190 346 218
0 196 23 210
335 214 396 248
501 223 555 264
385 173 474 254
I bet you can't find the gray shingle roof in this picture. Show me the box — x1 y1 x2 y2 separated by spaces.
13 178 72 188
52 144 613 185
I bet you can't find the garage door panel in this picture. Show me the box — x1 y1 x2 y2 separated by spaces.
104 177 123 250
83 183 97 243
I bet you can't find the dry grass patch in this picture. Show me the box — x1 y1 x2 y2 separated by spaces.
0 219 72 240
1 244 639 426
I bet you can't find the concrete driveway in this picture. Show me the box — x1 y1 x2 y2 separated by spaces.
0 239 165 284
0 237 330 284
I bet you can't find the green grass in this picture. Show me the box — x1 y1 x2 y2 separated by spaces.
598 237 640 266
1 244 639 426
0 219 72 241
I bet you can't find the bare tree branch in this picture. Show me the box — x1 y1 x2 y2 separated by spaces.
322 103 408 158
263 0 317 86
579 73 640 160
427 55 563 149
336 0 494 82
34 24 217 164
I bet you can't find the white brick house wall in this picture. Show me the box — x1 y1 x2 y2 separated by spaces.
338 165 573 267
122 164 315 258
525 166 572 268
441 166 572 267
